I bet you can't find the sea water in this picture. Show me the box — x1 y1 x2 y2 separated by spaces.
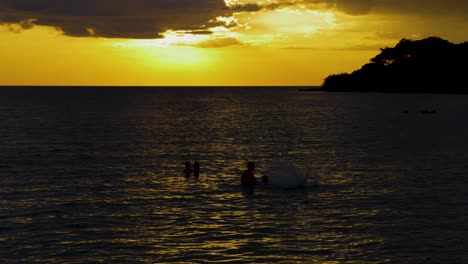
1 87 467 263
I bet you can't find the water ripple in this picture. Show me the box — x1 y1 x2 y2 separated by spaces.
1 88 467 263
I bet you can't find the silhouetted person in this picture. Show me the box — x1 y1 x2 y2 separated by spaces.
183 161 193 178
193 162 200 178
241 162 257 185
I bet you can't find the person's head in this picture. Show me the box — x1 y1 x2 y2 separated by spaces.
247 162 255 171
185 161 191 168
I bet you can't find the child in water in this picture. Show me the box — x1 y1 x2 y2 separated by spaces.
241 162 257 185
193 162 200 178
183 161 193 178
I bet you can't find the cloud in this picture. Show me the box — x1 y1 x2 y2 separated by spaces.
313 0 468 17
234 0 468 17
192 37 242 48
0 0 230 38
1 0 467 39
224 0 374 15
372 0 468 17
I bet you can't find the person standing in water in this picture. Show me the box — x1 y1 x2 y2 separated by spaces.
241 162 257 185
193 162 200 178
183 161 193 178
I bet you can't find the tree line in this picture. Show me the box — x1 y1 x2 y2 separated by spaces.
321 37 468 94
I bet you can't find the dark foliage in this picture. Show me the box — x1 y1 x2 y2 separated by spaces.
321 37 468 93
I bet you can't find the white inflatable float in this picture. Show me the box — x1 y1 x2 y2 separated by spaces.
265 164 309 189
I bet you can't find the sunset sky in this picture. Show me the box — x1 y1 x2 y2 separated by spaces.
1 0 468 86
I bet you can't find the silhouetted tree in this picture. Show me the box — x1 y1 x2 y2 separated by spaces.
321 36 468 94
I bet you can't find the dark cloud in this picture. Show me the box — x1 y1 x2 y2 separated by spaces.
223 0 375 15
372 0 468 17
230 3 262 12
306 0 468 17
243 0 468 17
0 0 230 38
1 0 468 39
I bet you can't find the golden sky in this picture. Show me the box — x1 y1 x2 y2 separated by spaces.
1 0 468 86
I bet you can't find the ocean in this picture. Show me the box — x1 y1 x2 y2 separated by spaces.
1 87 467 263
